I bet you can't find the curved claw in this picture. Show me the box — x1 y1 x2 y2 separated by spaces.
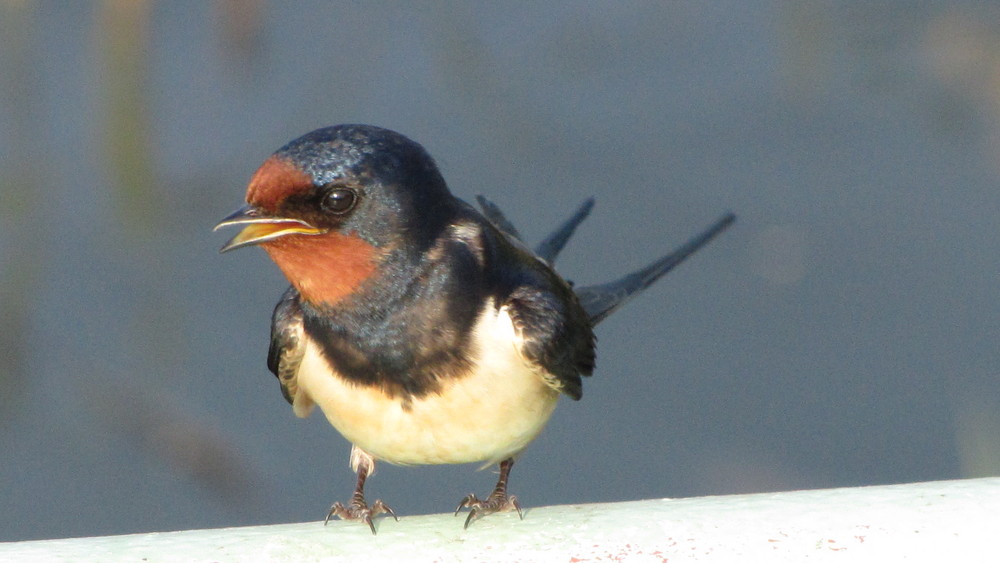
464 507 478 530
454 493 478 516
372 499 399 522
324 502 343 526
509 495 524 520
454 493 523 529
325 499 397 535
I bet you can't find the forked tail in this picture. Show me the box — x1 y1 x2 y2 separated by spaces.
476 196 735 325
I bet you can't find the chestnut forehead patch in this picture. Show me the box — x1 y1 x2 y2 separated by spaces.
246 155 315 211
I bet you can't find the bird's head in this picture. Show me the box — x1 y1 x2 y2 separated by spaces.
215 124 455 305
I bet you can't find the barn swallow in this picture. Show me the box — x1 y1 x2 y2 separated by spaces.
215 124 734 534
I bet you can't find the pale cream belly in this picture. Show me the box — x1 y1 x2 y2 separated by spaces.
293 306 561 465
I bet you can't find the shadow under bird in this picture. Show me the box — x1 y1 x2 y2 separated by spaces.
215 124 735 534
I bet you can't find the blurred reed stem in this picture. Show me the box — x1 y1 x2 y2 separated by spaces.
0 0 41 423
98 0 157 232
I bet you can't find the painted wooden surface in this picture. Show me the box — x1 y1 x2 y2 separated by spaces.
2 477 996 562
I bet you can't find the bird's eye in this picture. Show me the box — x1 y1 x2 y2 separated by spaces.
322 187 358 214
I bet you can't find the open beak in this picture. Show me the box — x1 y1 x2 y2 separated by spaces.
214 204 323 253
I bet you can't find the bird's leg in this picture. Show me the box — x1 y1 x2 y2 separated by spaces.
455 458 524 529
325 449 397 534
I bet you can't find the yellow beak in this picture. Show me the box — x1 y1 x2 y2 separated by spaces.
213 204 323 253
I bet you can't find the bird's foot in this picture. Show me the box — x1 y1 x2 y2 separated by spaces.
454 492 523 529
325 498 397 535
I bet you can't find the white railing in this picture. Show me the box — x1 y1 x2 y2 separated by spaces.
2 477 996 562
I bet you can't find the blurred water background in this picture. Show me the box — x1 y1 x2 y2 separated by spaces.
2 1 999 541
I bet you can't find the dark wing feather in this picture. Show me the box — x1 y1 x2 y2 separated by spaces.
505 282 595 401
478 195 596 265
476 195 523 242
267 286 306 406
469 209 596 401
576 213 735 325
